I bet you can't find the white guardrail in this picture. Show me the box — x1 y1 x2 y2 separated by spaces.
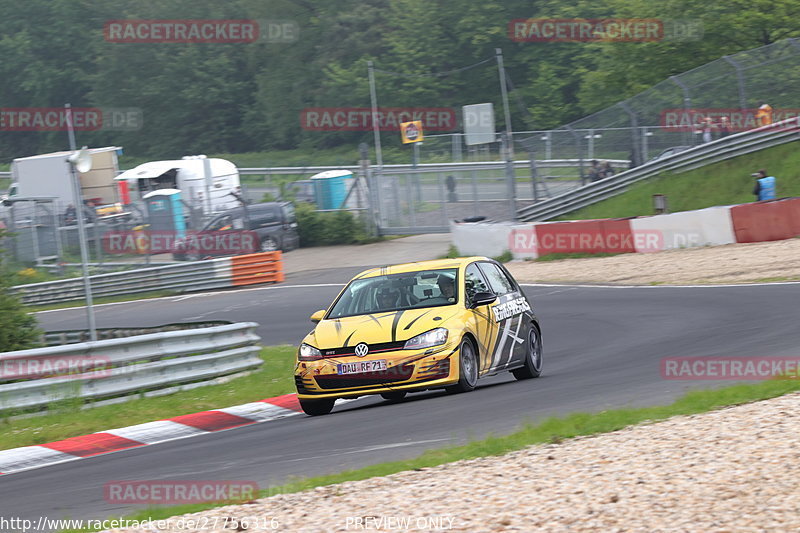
0 322 262 412
11 258 231 305
517 117 800 221
2 159 623 181
237 159 627 176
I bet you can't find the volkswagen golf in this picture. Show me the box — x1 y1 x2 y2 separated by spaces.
294 257 543 415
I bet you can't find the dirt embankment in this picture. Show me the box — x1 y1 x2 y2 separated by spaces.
506 238 800 285
105 393 800 532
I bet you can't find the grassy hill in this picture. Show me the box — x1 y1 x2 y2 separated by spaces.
561 141 800 220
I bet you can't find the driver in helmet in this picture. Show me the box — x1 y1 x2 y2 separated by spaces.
376 287 400 310
437 275 456 301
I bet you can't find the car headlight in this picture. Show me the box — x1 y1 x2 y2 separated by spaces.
298 343 322 361
404 328 448 350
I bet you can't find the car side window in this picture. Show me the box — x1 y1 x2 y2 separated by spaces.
464 263 490 302
251 209 278 227
479 262 516 296
282 204 296 223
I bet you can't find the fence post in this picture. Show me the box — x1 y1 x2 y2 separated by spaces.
722 55 748 111
619 102 641 168
669 75 694 147
502 132 517 221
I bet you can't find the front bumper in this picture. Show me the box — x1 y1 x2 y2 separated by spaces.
294 343 459 400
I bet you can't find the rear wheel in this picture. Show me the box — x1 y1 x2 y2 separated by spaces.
446 338 479 393
380 391 407 402
298 397 335 416
260 236 279 252
512 324 543 380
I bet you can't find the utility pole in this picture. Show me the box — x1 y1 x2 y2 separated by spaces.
496 48 514 159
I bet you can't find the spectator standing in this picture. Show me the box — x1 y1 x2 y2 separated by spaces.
718 116 732 137
588 160 602 182
601 161 615 178
755 102 773 127
698 117 714 143
752 169 776 201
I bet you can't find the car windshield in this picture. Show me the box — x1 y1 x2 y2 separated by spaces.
327 268 458 319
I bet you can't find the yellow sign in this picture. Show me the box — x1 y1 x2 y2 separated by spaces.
400 120 424 144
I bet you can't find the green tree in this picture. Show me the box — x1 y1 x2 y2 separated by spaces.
0 231 40 351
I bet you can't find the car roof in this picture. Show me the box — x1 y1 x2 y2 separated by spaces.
353 257 491 279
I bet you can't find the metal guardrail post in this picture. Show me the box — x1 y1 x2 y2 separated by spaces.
0 322 262 413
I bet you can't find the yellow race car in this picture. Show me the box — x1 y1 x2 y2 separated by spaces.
294 257 543 415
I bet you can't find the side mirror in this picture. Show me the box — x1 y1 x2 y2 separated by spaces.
310 309 326 323
470 291 497 308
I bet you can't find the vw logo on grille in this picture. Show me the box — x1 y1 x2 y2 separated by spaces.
354 343 369 357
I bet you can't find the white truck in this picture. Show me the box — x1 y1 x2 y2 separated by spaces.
6 146 124 212
114 156 242 217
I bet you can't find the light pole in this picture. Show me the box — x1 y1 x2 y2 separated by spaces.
65 103 97 341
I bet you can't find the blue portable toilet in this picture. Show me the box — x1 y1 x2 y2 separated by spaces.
143 189 186 237
310 170 352 210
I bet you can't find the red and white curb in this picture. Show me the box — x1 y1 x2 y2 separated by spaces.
0 394 304 476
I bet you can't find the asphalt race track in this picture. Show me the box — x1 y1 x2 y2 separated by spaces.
4 275 800 527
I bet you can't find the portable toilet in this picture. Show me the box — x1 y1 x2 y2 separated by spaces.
309 170 352 210
143 189 186 237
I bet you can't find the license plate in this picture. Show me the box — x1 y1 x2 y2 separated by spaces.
337 360 388 375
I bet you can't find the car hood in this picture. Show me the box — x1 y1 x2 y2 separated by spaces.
304 307 460 349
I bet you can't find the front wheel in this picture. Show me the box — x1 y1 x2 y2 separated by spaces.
446 338 479 393
512 324 543 380
380 391 407 402
298 397 335 416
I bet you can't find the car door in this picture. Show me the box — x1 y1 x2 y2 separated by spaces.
280 203 300 250
477 261 532 371
463 262 500 374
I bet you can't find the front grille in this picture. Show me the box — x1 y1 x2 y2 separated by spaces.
295 375 313 393
320 340 406 358
314 364 415 389
417 359 450 379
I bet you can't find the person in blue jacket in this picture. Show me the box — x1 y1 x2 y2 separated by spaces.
752 169 776 201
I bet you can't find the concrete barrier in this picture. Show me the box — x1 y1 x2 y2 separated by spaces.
730 198 800 243
630 206 736 252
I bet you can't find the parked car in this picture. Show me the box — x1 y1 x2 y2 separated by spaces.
172 202 299 260
648 146 690 162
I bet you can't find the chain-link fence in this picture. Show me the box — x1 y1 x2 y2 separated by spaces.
518 38 800 166
0 198 152 268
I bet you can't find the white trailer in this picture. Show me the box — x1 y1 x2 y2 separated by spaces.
115 156 241 216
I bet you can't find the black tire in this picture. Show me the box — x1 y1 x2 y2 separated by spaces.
260 236 279 252
446 338 479 393
299 397 335 416
380 391 407 402
512 324 543 380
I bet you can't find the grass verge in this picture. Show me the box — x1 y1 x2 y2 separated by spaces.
0 346 296 451
25 290 179 313
562 142 800 220
62 377 800 531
